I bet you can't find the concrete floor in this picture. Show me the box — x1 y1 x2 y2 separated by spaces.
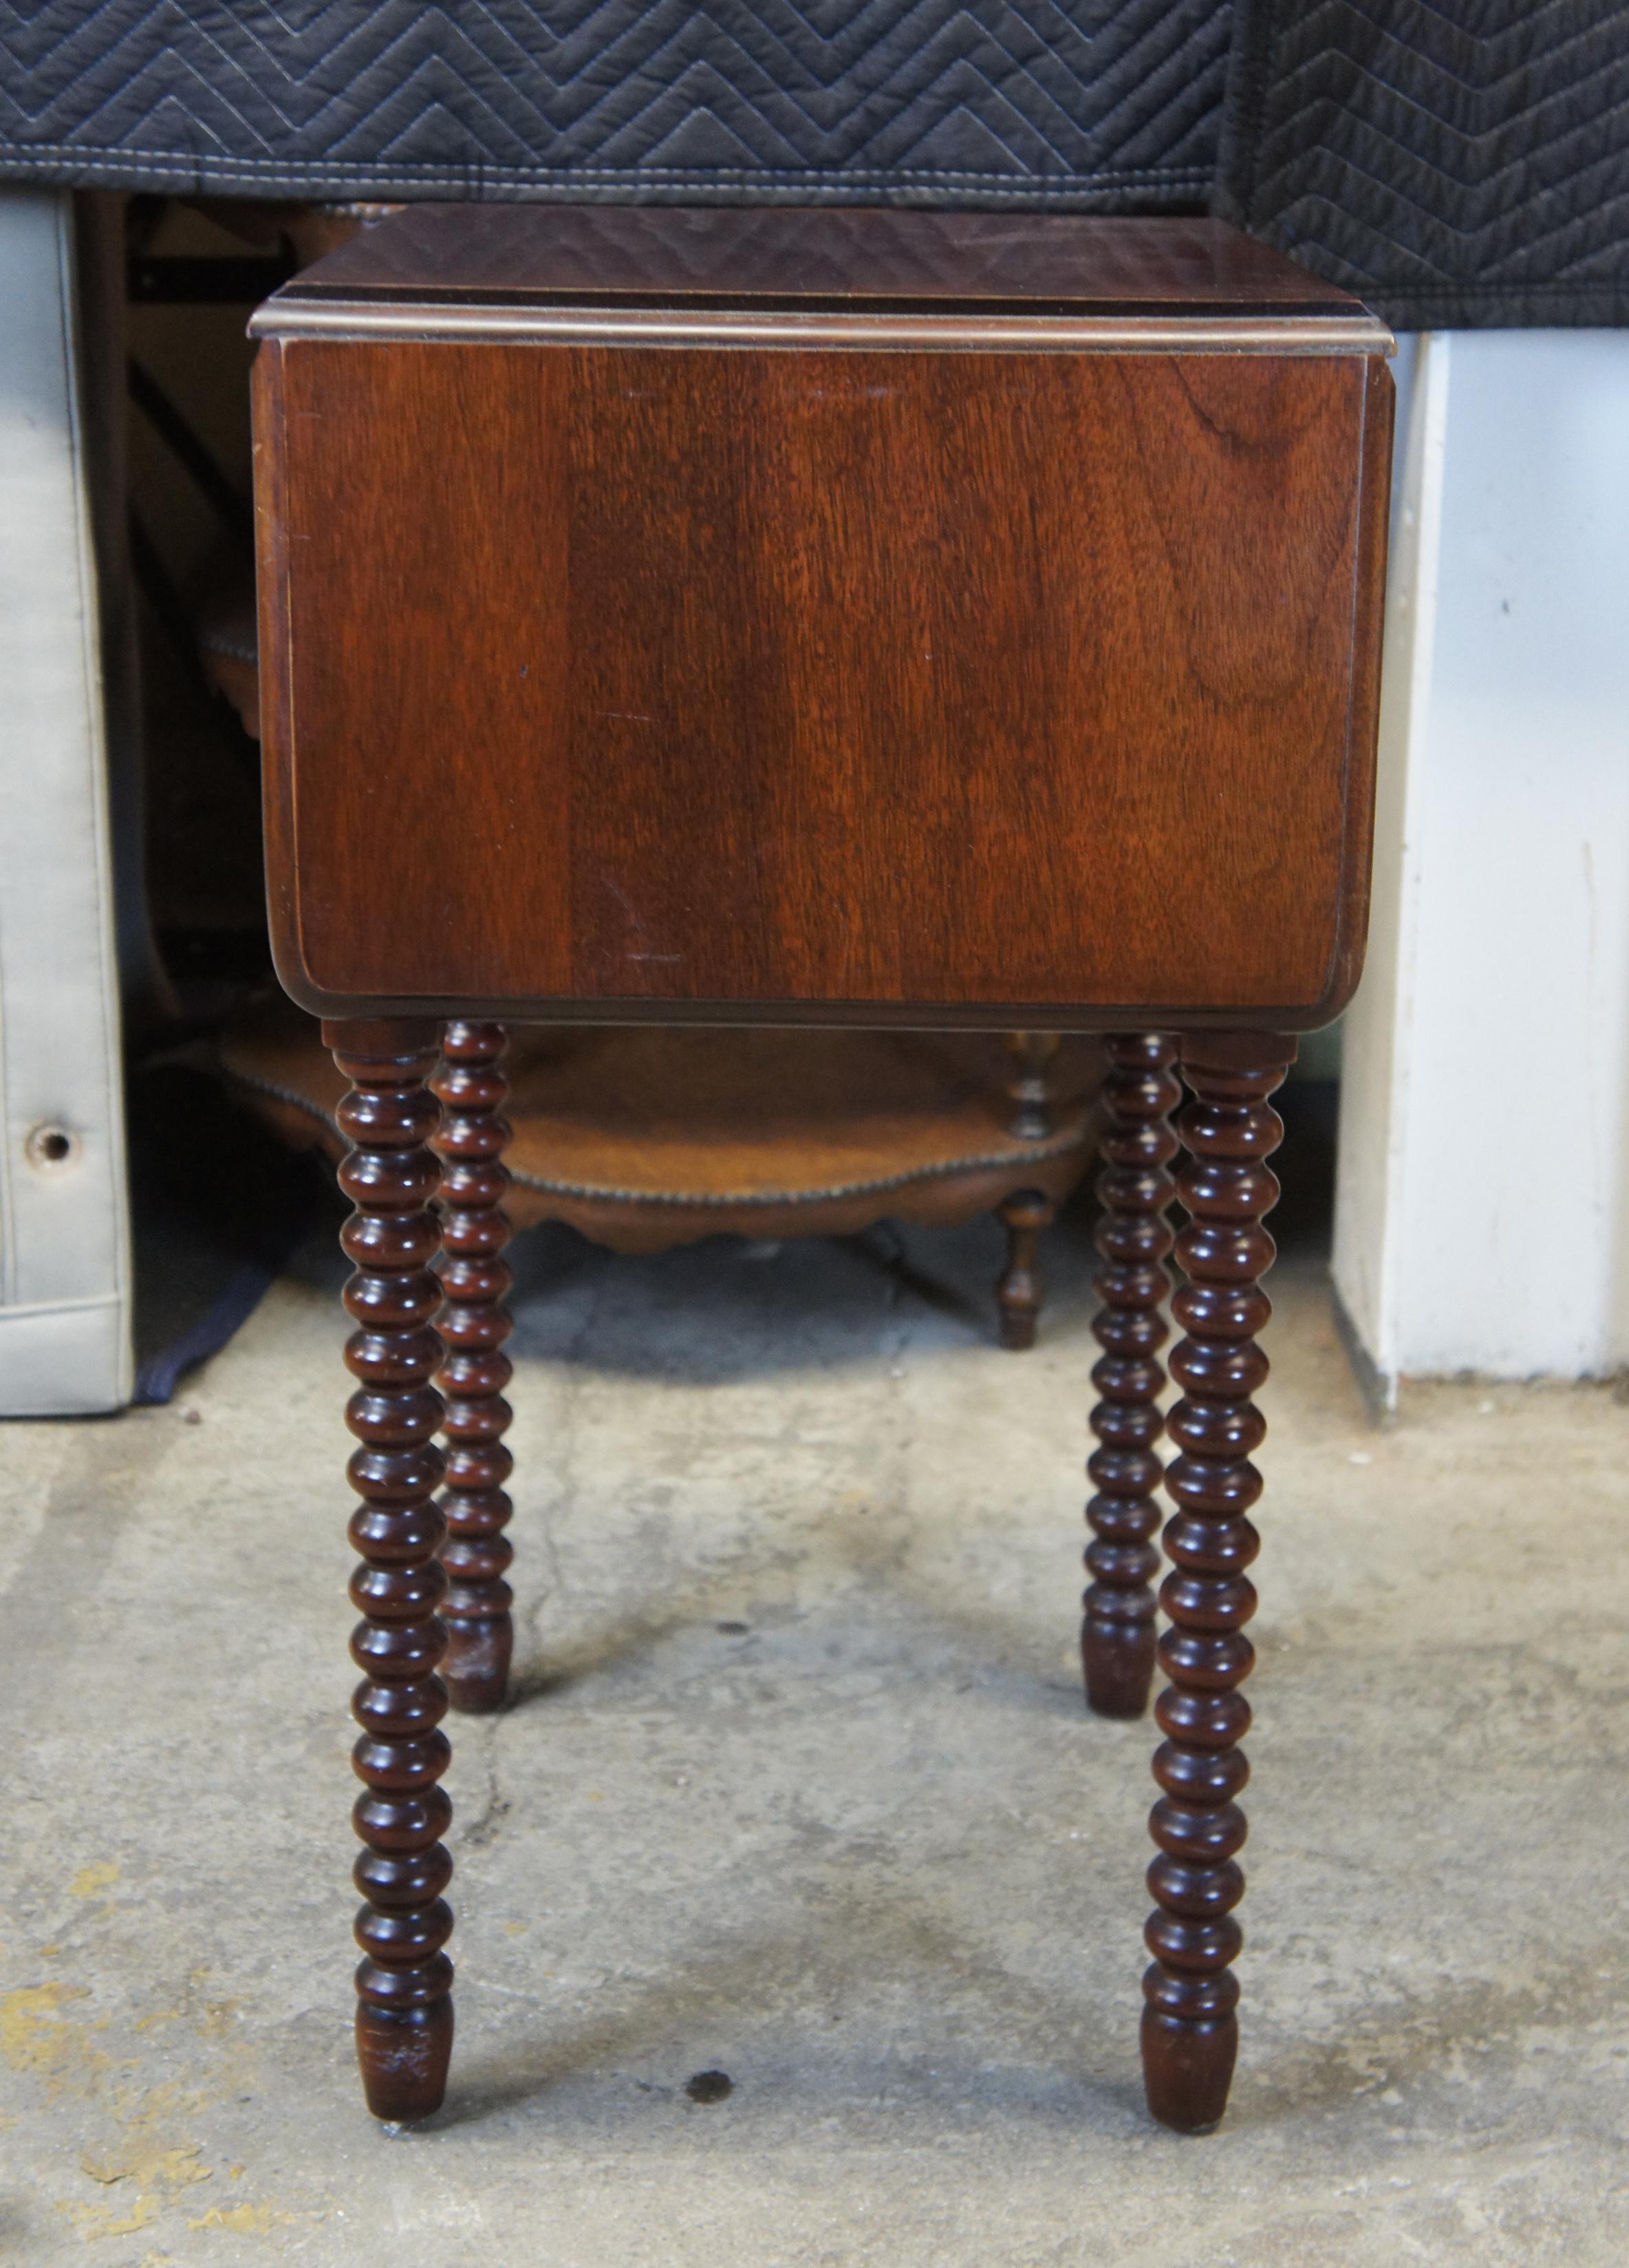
3 1184 1628 2265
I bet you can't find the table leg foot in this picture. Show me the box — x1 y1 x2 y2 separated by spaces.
1140 2000 1238 2134
357 1999 455 2126
432 1021 516 1715
327 1018 456 2124
1083 1035 1178 1719
1136 1031 1293 2132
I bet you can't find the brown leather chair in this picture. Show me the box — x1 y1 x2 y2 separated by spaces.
218 994 1099 1347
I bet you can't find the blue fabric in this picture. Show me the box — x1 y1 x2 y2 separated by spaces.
133 1256 282 1404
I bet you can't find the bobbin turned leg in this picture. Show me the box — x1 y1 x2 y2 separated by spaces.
431 1022 517 1713
995 1189 1053 1350
1139 1031 1293 2135
1083 1035 1178 1718
325 1018 455 2124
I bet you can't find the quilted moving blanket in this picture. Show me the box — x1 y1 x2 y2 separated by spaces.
0 2 1625 329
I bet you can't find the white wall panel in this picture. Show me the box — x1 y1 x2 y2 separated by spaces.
1335 331 1629 1397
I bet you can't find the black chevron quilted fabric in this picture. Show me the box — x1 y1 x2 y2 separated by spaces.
3 2 1624 324
0 2 1229 208
1218 0 1629 329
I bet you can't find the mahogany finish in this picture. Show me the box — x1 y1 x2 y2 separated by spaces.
431 1023 517 1715
1083 1034 1180 1719
326 1020 455 2124
1140 1033 1293 2133
248 205 1393 2136
278 204 1361 317
252 215 1392 1031
1005 1033 1063 1141
995 1189 1054 1352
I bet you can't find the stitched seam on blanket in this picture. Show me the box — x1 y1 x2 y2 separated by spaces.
0 145 1214 188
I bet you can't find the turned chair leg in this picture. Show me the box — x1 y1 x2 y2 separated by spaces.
1004 1030 1061 1140
1139 1031 1293 2135
325 1018 455 2124
431 1022 516 1714
995 1188 1053 1349
1083 1035 1178 1718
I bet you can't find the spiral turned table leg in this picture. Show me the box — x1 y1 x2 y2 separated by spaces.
431 1021 516 1714
325 1018 454 2125
1139 1031 1293 2134
1083 1034 1179 1718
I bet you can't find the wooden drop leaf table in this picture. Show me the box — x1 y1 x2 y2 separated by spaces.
248 204 1393 2135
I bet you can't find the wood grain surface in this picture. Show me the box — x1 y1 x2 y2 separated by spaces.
255 332 1392 1027
274 204 1362 318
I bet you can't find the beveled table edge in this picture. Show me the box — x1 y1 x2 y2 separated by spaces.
261 982 1355 1036
249 301 1394 356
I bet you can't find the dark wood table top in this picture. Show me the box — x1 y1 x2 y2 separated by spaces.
270 204 1367 322
250 211 1392 1031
